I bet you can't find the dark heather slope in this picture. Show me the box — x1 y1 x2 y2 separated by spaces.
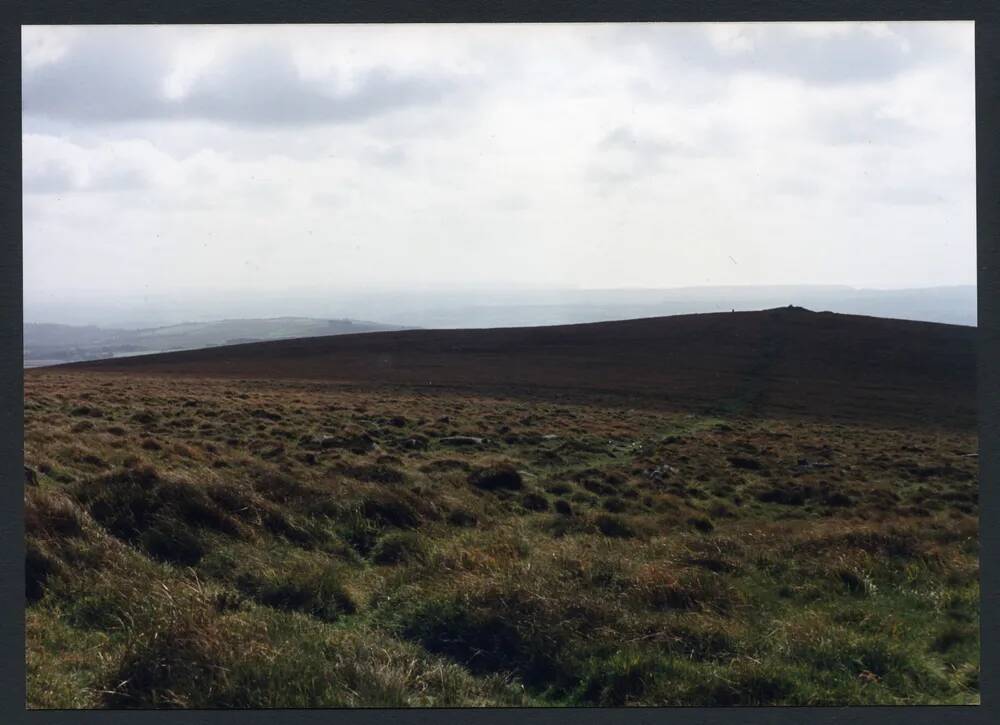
45 307 976 427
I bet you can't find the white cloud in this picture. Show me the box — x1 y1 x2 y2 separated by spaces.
21 22 975 311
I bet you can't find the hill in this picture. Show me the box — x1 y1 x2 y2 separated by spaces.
25 306 979 707
53 307 976 427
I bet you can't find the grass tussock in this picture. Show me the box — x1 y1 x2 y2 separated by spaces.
24 372 979 707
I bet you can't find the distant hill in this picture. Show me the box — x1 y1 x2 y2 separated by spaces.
46 307 976 427
24 285 976 331
24 317 412 367
357 285 977 328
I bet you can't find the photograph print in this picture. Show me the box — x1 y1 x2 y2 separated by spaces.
22 21 978 708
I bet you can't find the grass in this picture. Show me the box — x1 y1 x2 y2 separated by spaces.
24 371 979 707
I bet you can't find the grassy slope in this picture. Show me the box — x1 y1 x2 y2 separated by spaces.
25 372 978 708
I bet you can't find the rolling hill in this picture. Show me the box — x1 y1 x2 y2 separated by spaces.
49 307 976 427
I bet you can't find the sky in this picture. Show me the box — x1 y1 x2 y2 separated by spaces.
22 22 976 323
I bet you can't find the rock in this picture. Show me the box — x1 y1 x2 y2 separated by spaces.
645 464 678 482
441 435 484 447
401 435 428 450
24 466 39 486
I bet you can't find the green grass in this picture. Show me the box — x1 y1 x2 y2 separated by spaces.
24 372 980 707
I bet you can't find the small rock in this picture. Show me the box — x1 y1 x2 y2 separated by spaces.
441 435 484 447
645 464 678 482
401 435 428 450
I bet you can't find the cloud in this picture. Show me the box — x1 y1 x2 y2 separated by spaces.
589 125 707 188
20 23 976 312
611 22 963 87
816 109 917 147
22 134 174 193
22 28 464 127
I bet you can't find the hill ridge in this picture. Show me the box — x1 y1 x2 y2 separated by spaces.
40 309 976 428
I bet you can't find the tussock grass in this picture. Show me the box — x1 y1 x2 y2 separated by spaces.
25 372 979 707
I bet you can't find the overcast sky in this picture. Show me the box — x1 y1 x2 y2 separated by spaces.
22 22 975 316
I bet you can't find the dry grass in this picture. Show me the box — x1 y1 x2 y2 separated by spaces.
25 371 979 707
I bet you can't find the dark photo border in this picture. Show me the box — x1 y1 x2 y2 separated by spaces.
1 2 996 724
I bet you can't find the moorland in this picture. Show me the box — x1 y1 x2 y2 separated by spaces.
25 308 979 707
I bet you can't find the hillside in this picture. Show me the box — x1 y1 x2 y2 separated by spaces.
55 307 977 427
25 361 979 707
